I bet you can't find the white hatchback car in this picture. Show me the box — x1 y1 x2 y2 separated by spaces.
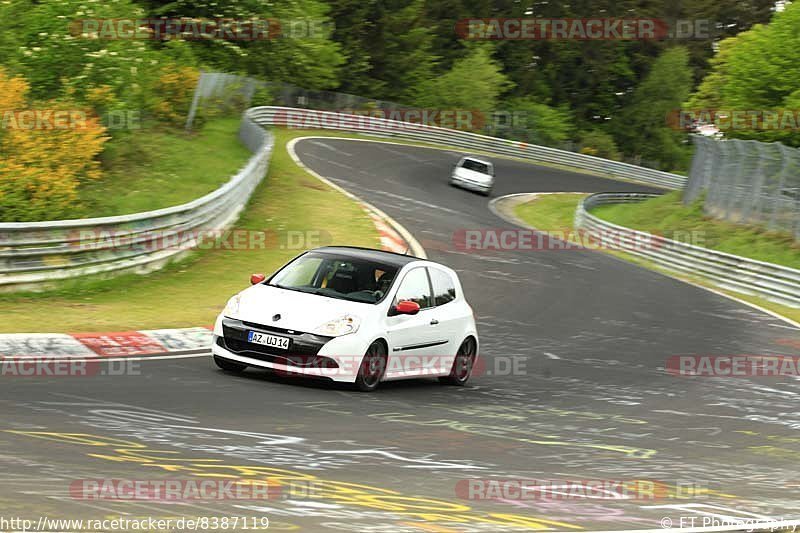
212 246 479 391
449 155 494 196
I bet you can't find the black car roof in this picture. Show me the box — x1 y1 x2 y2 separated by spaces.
310 246 421 267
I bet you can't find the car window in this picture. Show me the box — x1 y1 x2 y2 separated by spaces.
461 159 490 174
277 256 322 287
429 268 457 306
268 252 398 304
393 267 432 309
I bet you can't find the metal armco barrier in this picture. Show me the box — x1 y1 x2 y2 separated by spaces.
0 116 272 291
575 193 800 307
246 107 688 190
0 106 695 291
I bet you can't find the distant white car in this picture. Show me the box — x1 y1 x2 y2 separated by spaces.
449 156 494 196
212 246 479 392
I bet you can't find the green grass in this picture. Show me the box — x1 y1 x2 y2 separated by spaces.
514 193 588 231
591 191 800 269
514 193 800 324
78 117 252 217
0 128 380 333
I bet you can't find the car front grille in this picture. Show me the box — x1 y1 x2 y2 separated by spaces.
241 321 304 335
219 318 337 368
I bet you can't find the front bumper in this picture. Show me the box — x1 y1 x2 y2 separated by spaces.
212 316 370 382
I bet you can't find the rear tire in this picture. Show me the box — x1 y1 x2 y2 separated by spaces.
440 337 476 386
214 355 247 373
355 341 387 392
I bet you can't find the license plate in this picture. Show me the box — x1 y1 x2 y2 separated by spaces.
247 331 290 350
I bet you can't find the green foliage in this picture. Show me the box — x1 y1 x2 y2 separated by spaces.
329 0 438 102
591 191 800 267
142 0 344 89
687 2 800 145
0 0 162 111
500 97 573 147
578 129 621 160
615 47 693 171
413 45 511 111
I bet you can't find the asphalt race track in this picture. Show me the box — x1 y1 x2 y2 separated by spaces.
2 137 800 532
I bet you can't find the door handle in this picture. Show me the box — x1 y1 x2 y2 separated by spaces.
430 319 439 325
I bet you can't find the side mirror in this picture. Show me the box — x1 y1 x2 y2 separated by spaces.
392 300 421 316
250 273 266 285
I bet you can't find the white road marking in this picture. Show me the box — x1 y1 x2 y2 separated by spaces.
544 352 561 360
308 140 354 157
288 137 427 258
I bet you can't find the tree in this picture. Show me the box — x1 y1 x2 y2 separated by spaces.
0 0 161 110
0 69 109 222
328 0 438 102
687 2 800 144
140 0 344 89
615 47 693 171
500 97 573 147
413 45 511 111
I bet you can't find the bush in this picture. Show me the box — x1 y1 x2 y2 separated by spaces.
0 68 108 222
578 129 621 160
149 66 201 126
500 97 573 147
0 0 163 113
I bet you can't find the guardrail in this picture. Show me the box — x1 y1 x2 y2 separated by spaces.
575 192 800 307
245 107 687 190
0 115 272 291
0 106 686 291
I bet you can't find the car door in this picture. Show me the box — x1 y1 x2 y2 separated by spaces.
384 267 444 378
427 266 462 372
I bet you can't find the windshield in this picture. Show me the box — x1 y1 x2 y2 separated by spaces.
268 252 399 304
461 159 491 174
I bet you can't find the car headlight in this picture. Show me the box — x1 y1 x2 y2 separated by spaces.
224 294 241 318
313 314 361 337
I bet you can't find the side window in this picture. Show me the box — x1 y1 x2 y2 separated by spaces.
429 268 457 306
393 268 432 309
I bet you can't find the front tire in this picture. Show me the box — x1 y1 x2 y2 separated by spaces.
355 341 387 392
214 355 247 373
440 337 476 386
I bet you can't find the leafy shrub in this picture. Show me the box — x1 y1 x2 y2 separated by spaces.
149 66 200 126
578 129 621 160
0 68 108 222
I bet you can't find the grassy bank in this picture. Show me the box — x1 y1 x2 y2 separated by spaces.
514 193 800 323
514 193 588 232
78 117 252 217
0 128 380 332
591 191 800 270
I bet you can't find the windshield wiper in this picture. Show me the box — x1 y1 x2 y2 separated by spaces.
269 283 314 294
